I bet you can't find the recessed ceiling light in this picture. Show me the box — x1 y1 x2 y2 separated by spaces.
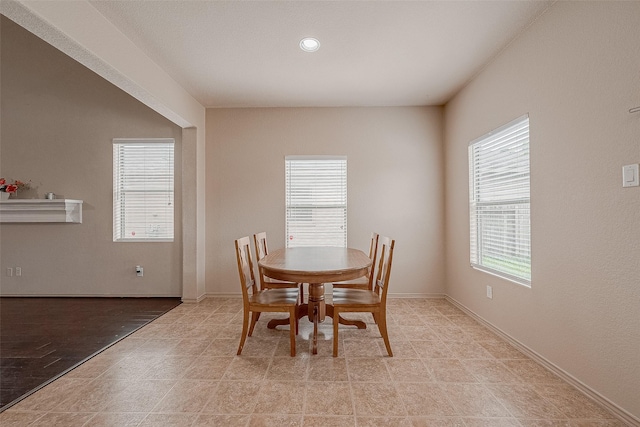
299 37 320 52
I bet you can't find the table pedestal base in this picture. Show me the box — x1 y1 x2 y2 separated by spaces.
266 283 366 354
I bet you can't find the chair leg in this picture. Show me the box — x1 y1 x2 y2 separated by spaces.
377 310 393 357
248 311 260 336
372 312 379 324
288 307 296 357
237 309 250 355
332 308 340 357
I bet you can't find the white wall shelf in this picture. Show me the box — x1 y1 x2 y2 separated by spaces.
0 199 83 223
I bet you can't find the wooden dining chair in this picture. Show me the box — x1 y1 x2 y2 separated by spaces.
331 236 395 357
235 236 300 356
253 232 303 300
332 232 379 290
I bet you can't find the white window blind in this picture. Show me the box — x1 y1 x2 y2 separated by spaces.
285 156 347 248
469 115 531 286
113 139 174 242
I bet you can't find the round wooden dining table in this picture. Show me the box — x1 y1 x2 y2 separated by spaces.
257 246 372 354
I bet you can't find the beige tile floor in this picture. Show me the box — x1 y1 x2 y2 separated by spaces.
0 297 627 426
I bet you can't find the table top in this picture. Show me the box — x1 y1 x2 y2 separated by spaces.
258 246 371 284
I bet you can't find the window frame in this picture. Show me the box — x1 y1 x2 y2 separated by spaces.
285 155 347 248
468 115 531 287
113 138 175 243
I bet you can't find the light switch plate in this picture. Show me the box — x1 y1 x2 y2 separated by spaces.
622 164 639 187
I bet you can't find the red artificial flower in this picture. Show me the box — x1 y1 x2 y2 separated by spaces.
0 178 5 186
4 184 17 193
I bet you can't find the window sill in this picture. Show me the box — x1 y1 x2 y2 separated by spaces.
471 264 531 288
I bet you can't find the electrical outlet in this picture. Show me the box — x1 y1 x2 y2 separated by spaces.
486 285 493 299
16 267 22 277
6 268 13 277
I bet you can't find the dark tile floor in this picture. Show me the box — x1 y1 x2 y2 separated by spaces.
0 297 181 411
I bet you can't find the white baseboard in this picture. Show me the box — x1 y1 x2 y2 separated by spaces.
181 293 208 303
388 292 446 299
445 295 639 427
203 292 242 299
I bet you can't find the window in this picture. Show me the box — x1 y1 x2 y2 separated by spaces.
113 139 175 242
285 156 347 247
469 115 531 286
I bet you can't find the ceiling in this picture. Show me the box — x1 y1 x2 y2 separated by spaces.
88 1 553 109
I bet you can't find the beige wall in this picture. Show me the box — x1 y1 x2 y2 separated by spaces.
0 17 183 296
444 1 640 420
1 0 209 302
206 107 444 297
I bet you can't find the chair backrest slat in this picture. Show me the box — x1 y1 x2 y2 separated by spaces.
235 236 257 297
253 232 271 290
368 232 380 260
254 231 268 261
374 236 395 299
366 232 380 289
